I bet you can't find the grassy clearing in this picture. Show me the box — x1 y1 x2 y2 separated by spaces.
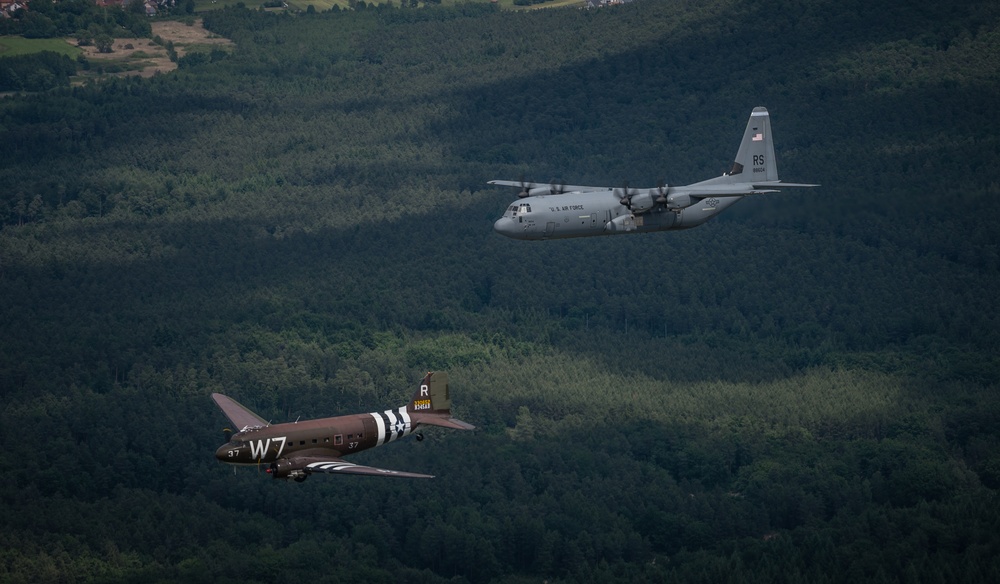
181 42 236 55
501 0 583 8
193 0 352 10
0 36 81 59
286 0 348 9
366 333 909 441
455 351 902 434
193 0 581 12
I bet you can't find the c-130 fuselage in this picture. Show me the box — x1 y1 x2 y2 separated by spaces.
491 107 817 240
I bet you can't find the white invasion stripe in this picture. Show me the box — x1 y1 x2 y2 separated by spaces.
391 408 409 440
308 461 357 472
398 408 411 438
385 409 398 443
371 412 386 445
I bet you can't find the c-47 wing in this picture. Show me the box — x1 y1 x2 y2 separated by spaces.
212 393 268 431
488 180 608 195
302 458 434 479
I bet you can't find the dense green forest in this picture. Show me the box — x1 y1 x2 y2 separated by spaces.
0 51 76 91
2 0 999 581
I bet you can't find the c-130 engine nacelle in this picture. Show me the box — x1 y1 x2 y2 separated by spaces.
618 188 656 214
666 192 693 211
627 191 656 213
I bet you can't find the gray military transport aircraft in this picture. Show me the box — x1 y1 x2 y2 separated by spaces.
490 107 817 240
212 371 474 481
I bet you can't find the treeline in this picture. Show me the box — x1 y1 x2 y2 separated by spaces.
1 0 999 582
0 0 152 39
0 50 75 91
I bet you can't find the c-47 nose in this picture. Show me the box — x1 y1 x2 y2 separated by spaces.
216 443 231 461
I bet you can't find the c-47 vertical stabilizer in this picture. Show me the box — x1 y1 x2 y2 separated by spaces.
407 371 475 431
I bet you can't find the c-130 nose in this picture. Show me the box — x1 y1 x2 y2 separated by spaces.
493 217 518 238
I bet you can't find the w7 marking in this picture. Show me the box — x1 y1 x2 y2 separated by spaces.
249 436 286 460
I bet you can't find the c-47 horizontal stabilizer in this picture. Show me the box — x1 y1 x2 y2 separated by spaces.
415 415 476 431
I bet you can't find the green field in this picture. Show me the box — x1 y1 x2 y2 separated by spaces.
193 0 577 12
0 35 81 58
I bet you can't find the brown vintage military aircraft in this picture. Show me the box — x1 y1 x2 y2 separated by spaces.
212 371 474 481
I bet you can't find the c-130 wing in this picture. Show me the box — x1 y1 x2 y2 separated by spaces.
488 180 609 195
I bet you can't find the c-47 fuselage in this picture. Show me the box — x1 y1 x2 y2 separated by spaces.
212 372 473 481
216 407 413 466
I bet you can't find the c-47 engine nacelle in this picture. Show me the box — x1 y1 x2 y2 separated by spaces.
267 459 309 482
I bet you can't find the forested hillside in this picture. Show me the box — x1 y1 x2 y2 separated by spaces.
2 0 999 582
